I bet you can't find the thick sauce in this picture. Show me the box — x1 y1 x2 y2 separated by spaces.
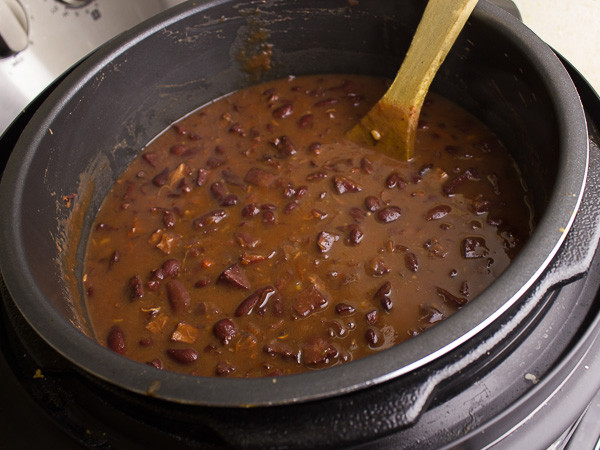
83 74 532 377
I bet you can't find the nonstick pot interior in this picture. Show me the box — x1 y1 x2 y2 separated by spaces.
0 0 588 407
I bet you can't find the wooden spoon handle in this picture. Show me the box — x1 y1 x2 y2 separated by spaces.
384 0 478 108
347 0 478 160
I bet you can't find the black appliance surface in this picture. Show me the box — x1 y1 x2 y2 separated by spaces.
2 35 600 450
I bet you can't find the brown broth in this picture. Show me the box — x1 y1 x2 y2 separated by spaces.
83 74 532 377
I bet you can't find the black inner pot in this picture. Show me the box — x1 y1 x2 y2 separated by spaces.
0 0 588 409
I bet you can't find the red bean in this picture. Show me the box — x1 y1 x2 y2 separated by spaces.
376 206 402 223
235 286 276 316
196 168 209 186
216 361 236 376
461 237 489 259
170 144 187 156
147 359 163 369
194 277 211 288
241 202 260 218
360 157 374 174
335 303 355 316
166 280 191 313
262 210 275 224
220 193 238 207
213 318 237 345
273 135 297 157
273 103 293 118
163 210 175 228
193 209 227 230
443 168 479 195
162 258 181 278
425 205 451 221
348 226 363 246
210 181 227 200
385 172 401 188
152 168 169 187
314 98 338 107
297 114 313 128
129 275 144 300
333 176 362 194
364 196 381 212
308 142 321 154
374 281 391 298
166 348 198 364
405 252 419 272
365 328 381 347
107 325 126 355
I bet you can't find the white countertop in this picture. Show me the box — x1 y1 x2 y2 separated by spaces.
513 0 600 92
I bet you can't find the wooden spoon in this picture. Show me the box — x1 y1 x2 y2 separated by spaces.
347 0 478 160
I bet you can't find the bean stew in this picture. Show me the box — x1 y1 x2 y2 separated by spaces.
83 74 532 377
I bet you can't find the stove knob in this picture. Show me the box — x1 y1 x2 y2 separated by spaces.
0 0 28 56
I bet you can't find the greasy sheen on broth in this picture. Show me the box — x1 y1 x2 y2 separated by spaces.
83 74 532 377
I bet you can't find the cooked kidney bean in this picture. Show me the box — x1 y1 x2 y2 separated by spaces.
107 325 126 355
364 196 381 212
273 103 293 118
162 258 181 278
425 205 451 221
405 252 419 272
365 328 381 347
297 114 313 128
84 74 531 378
196 168 209 186
348 226 363 246
235 286 276 316
193 209 227 230
147 358 163 369
215 361 236 376
376 206 402 223
360 157 374 174
462 237 489 259
333 176 362 194
152 168 169 187
443 168 480 195
166 348 198 364
213 318 237 345
273 135 297 156
129 275 144 300
335 303 356 316
166 280 191 313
